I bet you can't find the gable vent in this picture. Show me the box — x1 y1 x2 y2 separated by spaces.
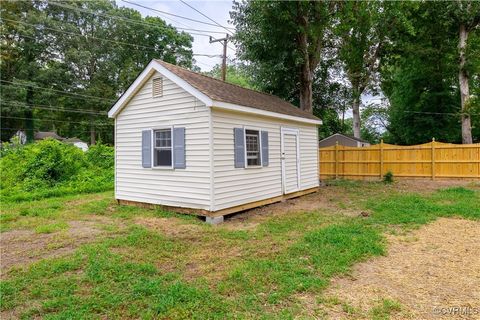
152 77 163 97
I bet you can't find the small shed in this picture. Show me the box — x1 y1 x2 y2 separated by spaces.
108 60 322 223
318 133 370 148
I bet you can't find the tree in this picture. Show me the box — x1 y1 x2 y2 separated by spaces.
205 63 257 89
336 1 384 139
445 1 480 143
231 0 334 113
1 0 194 144
380 1 480 144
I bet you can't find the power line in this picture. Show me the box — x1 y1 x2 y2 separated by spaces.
196 60 216 69
1 80 115 102
178 0 234 36
3 19 215 58
193 54 223 58
0 126 113 133
1 115 111 126
49 2 227 36
403 110 479 116
1 100 107 115
121 0 235 31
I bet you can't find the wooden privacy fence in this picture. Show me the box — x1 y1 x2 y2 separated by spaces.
319 139 480 180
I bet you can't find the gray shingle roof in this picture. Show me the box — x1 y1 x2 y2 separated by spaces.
156 60 320 121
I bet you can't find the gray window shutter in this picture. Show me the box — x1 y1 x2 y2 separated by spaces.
142 130 151 168
261 130 269 166
173 127 186 169
234 128 245 168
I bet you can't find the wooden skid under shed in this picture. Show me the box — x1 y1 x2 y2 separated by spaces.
117 187 319 218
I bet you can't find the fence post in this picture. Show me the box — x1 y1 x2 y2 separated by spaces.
380 139 384 179
335 141 339 179
431 138 436 180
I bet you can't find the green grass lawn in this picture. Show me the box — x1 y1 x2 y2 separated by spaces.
1 181 479 319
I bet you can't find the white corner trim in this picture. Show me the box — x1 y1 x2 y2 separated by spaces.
208 107 216 212
211 101 322 125
108 60 212 118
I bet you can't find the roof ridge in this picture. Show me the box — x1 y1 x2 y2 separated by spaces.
155 59 291 104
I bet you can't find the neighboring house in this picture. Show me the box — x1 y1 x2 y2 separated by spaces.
318 133 370 148
34 131 65 141
64 138 89 152
108 59 322 223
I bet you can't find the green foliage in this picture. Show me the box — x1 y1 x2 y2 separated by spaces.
0 183 478 318
0 139 113 202
1 0 193 143
0 241 229 319
380 2 480 144
367 187 480 226
370 299 402 320
231 0 333 111
220 221 384 308
205 64 257 90
383 171 394 184
85 143 114 169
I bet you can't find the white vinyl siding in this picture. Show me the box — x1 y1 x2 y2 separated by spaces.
115 72 210 209
211 108 319 211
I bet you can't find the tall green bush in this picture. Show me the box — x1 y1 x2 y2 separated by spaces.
0 139 114 202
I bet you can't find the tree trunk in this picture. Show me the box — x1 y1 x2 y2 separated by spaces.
296 3 313 113
352 95 361 139
458 23 472 144
299 64 313 113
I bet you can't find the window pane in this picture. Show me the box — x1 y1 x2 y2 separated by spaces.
154 149 172 166
155 129 171 148
245 130 260 166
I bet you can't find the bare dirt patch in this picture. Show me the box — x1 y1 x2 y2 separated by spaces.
314 218 480 319
134 216 202 238
1 220 106 275
225 191 358 231
394 179 479 194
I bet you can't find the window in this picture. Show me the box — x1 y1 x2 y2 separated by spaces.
245 129 261 166
153 128 172 167
152 77 163 97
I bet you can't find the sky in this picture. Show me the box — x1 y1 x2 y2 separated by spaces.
119 0 236 71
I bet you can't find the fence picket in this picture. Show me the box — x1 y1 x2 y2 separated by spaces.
319 141 480 180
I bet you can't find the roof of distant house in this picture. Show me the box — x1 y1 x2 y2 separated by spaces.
34 131 64 141
63 137 86 143
319 133 370 144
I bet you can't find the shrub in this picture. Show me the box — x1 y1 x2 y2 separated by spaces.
0 139 114 202
383 171 394 184
85 143 114 169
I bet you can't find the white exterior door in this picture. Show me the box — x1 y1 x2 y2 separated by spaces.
281 128 300 194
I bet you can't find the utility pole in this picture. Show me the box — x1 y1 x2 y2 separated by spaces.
209 34 229 81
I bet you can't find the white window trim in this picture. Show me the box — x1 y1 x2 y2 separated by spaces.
243 126 263 169
150 126 174 170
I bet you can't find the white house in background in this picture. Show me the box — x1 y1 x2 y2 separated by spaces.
64 138 89 152
108 60 322 223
